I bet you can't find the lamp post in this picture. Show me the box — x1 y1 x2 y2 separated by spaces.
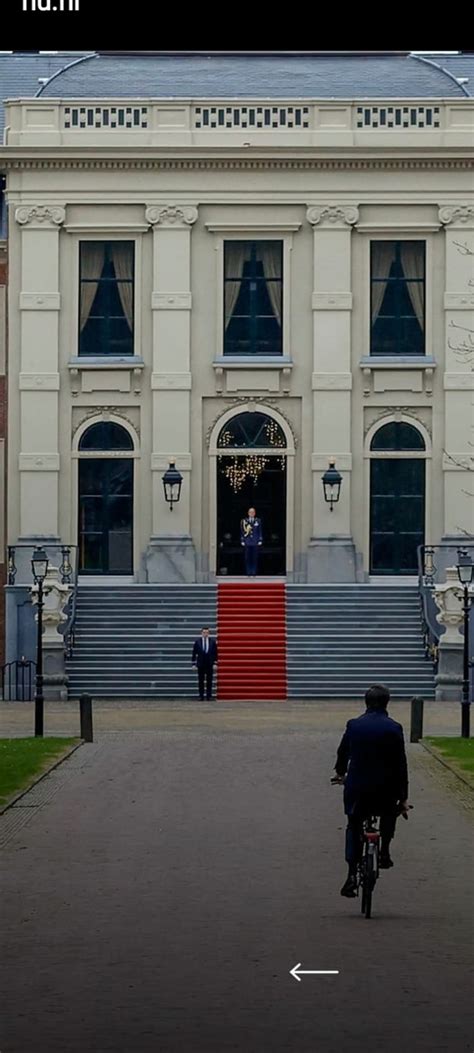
456 549 473 739
162 460 183 511
31 546 49 738
321 458 342 512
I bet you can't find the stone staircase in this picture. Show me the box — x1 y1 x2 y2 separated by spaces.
67 585 217 699
66 582 435 700
287 584 435 698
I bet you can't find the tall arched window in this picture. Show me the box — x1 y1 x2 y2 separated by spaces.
78 421 134 575
370 420 426 575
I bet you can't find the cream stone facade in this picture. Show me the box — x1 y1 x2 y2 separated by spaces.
2 86 474 588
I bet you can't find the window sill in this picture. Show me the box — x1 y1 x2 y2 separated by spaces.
68 357 144 370
359 357 435 369
213 357 293 369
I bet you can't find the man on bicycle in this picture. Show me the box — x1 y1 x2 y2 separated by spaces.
333 684 410 898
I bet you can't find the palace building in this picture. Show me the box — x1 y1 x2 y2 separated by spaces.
1 51 473 699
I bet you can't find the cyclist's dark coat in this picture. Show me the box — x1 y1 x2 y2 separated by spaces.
335 709 408 815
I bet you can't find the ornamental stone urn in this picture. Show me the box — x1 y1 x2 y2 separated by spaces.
433 566 471 700
433 566 464 644
31 565 72 700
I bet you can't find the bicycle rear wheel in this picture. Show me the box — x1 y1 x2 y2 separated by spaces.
364 852 376 919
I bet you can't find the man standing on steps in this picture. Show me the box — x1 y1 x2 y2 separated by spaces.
240 506 263 577
192 626 218 701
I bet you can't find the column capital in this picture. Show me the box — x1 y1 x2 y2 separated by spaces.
306 204 359 228
146 203 198 228
15 204 65 228
439 205 474 228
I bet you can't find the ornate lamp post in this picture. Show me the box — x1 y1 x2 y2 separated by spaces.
31 547 49 737
456 549 473 739
322 458 342 512
162 460 183 511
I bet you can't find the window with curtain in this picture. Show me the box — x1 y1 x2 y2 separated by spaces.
370 241 425 356
79 241 134 356
224 240 283 356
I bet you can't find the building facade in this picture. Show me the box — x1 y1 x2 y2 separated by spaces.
1 53 473 604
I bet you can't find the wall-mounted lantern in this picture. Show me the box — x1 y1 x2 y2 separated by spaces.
322 458 342 511
162 460 183 511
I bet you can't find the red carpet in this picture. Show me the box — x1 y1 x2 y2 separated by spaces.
217 582 287 700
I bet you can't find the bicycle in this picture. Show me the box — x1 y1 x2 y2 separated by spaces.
331 776 382 919
331 776 412 919
358 814 380 919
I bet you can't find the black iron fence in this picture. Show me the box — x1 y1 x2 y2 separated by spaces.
1 659 36 701
6 543 79 659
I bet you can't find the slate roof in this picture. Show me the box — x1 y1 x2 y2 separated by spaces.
418 53 474 93
34 52 471 102
0 52 92 138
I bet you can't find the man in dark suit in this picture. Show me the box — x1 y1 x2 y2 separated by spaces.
240 506 263 577
192 626 218 701
333 684 410 897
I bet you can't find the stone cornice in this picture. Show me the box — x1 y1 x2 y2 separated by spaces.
3 158 474 173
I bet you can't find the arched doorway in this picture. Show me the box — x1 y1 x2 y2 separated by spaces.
78 422 134 575
215 411 288 576
370 421 426 575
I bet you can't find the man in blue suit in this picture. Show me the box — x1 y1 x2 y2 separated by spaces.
192 627 218 701
333 684 410 897
240 506 263 577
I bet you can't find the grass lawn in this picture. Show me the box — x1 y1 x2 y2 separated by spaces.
425 737 474 779
0 738 80 807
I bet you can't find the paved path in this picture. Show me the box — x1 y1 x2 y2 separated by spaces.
0 703 472 1053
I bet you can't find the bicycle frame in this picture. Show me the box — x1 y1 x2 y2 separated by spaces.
358 816 380 918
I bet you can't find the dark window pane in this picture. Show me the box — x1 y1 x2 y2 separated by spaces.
79 423 134 451
79 241 134 357
370 240 425 356
78 458 133 574
370 457 425 574
81 535 105 574
80 495 105 531
224 240 283 356
370 422 425 452
217 412 286 449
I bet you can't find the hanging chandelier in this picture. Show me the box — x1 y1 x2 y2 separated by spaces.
219 454 269 493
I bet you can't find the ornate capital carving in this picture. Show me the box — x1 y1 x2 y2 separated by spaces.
439 205 474 228
15 205 65 228
146 203 198 228
306 204 359 228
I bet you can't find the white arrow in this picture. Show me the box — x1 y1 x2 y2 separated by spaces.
290 963 339 982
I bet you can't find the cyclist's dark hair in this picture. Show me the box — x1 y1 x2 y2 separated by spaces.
365 684 390 710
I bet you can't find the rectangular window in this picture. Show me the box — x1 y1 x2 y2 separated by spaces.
224 240 283 356
79 241 134 356
370 241 425 356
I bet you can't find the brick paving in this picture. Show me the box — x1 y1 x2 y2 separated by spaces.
0 701 472 1052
